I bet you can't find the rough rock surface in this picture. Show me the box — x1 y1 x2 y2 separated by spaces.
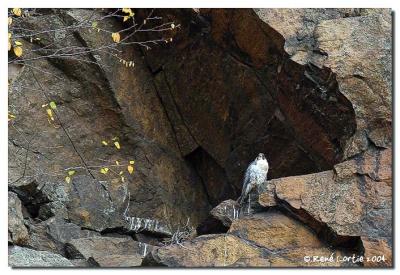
9 8 211 233
8 192 29 245
210 199 240 227
146 214 348 268
254 8 391 159
25 217 100 256
65 237 154 266
138 7 391 195
9 246 74 267
256 148 392 265
88 254 143 267
144 234 271 267
228 211 346 267
8 8 392 267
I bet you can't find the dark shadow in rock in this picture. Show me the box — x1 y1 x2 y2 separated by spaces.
9 180 50 219
196 216 229 235
185 147 237 206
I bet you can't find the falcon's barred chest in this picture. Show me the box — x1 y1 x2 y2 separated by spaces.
238 153 269 204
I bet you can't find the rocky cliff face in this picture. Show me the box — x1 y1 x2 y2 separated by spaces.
8 8 392 267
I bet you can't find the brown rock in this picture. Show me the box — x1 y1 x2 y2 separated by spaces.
9 9 212 232
8 192 29 245
315 14 392 158
88 255 143 267
361 237 392 267
142 8 357 190
334 148 392 182
230 211 322 249
67 175 122 231
256 148 392 266
10 8 392 235
26 217 100 256
229 210 345 267
65 236 155 267
210 199 240 227
66 237 154 266
8 8 393 268
144 234 270 267
256 8 392 159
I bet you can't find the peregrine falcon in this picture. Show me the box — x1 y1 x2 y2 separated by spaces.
238 153 269 205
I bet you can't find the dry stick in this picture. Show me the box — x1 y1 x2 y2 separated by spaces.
30 69 95 179
9 21 174 67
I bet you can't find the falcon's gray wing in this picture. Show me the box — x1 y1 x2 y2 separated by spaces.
238 160 256 203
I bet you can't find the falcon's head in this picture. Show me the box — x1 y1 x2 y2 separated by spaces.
255 153 269 171
256 153 266 161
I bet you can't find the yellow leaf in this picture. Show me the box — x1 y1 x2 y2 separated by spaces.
12 8 22 17
8 112 16 121
46 108 54 121
101 140 108 146
8 17 12 25
115 160 120 165
8 40 11 51
114 141 121 149
127 165 134 174
14 41 22 46
65 176 71 184
68 170 76 176
100 167 109 174
13 46 23 57
129 160 135 165
112 32 121 43
121 176 125 182
122 8 133 15
123 16 129 22
49 101 57 109
91 21 98 28
8 33 11 39
119 171 124 175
